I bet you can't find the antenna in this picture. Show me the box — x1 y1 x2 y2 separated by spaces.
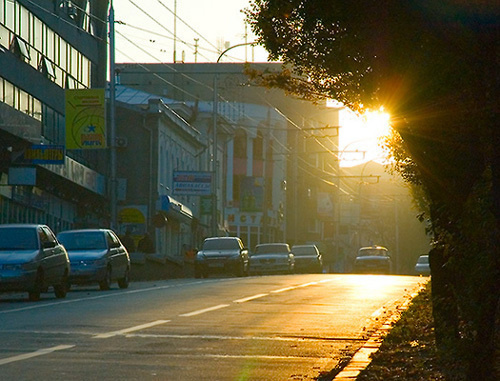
194 38 199 63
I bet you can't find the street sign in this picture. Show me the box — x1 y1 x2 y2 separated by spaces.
173 171 212 196
200 195 213 215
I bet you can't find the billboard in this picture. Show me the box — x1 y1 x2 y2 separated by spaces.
65 88 106 149
240 177 264 212
173 171 212 196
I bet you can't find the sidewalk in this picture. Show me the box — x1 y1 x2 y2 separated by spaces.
330 280 466 380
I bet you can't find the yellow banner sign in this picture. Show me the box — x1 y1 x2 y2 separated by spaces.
65 89 106 149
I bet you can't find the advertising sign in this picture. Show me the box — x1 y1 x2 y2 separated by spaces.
240 177 264 212
17 145 65 165
173 171 212 196
65 88 106 149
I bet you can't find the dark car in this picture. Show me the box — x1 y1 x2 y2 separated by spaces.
291 244 323 273
249 243 295 275
0 224 70 301
353 246 392 274
57 229 130 290
194 236 249 278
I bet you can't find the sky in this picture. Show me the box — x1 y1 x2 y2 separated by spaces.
113 0 390 167
114 0 269 63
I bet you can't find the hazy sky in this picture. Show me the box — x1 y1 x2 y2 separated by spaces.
112 0 390 166
114 0 269 63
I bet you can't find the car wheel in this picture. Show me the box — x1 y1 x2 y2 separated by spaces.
117 268 130 289
54 271 68 298
29 269 43 301
99 267 112 291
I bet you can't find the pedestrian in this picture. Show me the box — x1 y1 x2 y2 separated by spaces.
120 228 136 253
137 233 155 254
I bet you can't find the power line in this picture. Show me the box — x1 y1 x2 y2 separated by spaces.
156 0 219 51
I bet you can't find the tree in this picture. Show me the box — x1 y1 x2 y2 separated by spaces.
246 1 499 379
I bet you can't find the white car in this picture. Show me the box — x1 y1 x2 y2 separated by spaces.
414 255 430 276
249 243 295 275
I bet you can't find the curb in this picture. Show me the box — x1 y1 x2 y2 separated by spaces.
333 284 425 380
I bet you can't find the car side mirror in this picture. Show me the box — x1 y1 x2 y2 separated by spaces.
42 241 56 249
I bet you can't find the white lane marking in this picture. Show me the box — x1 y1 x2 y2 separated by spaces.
270 286 297 293
297 281 319 288
173 353 331 360
93 320 170 339
233 293 268 303
179 304 230 317
124 333 358 342
0 280 220 314
0 345 75 366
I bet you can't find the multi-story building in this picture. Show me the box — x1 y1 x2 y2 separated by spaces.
116 62 341 250
113 85 210 264
0 1 110 230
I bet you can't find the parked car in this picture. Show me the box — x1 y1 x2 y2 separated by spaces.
414 254 430 276
57 229 130 290
249 243 295 275
291 244 323 273
0 224 70 301
353 246 392 274
194 236 249 278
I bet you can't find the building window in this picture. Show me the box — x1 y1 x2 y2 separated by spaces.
65 74 77 89
38 56 55 79
10 36 30 61
234 129 247 158
253 131 263 159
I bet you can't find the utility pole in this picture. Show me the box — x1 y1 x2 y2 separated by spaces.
173 0 177 62
211 42 256 237
109 0 117 230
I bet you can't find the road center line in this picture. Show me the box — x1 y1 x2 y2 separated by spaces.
270 286 297 293
298 281 319 288
0 345 75 366
179 304 230 317
233 293 268 303
93 320 170 339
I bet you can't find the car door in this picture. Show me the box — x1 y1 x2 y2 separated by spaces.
38 226 60 284
106 231 126 279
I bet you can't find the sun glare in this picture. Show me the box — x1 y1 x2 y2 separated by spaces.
339 107 392 167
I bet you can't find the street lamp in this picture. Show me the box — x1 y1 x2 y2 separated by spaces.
109 1 117 229
211 42 257 236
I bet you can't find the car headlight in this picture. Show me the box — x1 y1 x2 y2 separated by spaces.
90 258 107 266
196 252 206 261
2 264 24 271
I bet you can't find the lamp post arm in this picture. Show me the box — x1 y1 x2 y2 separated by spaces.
217 42 257 63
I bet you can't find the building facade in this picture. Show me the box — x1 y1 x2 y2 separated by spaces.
0 0 109 231
116 62 341 251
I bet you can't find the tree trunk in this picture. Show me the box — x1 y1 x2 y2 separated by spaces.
428 247 459 350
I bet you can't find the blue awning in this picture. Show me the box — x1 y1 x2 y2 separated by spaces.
159 195 193 224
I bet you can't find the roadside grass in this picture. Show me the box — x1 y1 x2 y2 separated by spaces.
356 281 467 381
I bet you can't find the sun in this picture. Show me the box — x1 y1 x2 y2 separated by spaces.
339 107 392 167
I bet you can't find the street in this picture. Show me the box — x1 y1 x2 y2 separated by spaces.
0 274 425 380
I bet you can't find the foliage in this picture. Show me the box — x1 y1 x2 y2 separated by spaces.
357 282 467 381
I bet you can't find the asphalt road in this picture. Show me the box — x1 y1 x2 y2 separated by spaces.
0 274 425 380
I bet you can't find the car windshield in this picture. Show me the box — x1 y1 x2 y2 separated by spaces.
0 227 38 250
417 256 429 264
292 246 316 256
203 239 240 250
58 231 107 250
358 248 388 257
254 244 289 255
